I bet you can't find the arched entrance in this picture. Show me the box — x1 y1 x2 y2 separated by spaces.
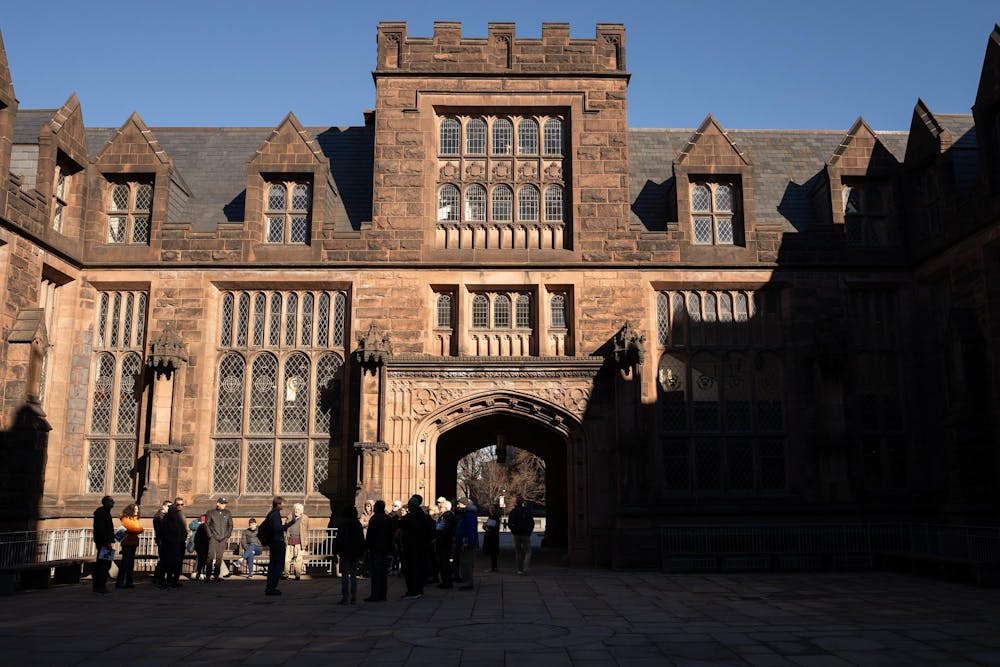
435 413 568 548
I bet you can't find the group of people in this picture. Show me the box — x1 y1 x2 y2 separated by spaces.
92 492 536 600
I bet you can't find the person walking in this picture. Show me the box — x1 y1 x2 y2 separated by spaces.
434 498 456 589
239 518 263 579
482 504 501 572
454 498 479 590
335 505 364 605
151 499 171 587
398 495 434 599
205 497 233 582
160 497 188 589
115 503 143 589
284 503 308 580
92 495 115 594
364 500 393 602
264 496 300 596
508 495 534 575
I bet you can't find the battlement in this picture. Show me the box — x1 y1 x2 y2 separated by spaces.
375 22 626 75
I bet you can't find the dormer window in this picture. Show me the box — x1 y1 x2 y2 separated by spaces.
107 179 152 244
690 181 737 245
52 164 70 232
843 182 888 245
266 180 311 244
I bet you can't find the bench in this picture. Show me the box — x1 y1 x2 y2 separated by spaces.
0 558 87 595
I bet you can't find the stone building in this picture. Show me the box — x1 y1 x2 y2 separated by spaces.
0 22 998 567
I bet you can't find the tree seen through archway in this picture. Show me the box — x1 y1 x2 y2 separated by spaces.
456 441 546 511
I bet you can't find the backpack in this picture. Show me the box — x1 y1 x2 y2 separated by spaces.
257 515 273 547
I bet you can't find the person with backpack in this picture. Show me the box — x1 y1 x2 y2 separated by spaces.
508 495 534 575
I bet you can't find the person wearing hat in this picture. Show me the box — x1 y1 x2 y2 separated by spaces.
205 497 234 582
398 494 434 599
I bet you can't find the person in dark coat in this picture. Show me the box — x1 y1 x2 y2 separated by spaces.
152 499 171 586
92 495 115 594
264 496 300 596
204 497 234 582
191 515 209 580
398 495 434 599
159 497 188 589
335 505 365 605
364 500 393 602
434 498 456 589
482 504 502 572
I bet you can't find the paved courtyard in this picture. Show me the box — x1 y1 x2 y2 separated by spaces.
1 551 999 666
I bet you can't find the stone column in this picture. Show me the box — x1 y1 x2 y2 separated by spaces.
142 325 188 506
352 323 392 506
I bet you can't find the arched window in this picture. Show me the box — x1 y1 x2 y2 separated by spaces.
266 180 311 244
122 294 134 348
268 293 282 347
215 353 245 435
436 294 453 328
314 353 343 434
687 293 702 346
90 353 116 435
544 185 564 222
517 118 539 155
691 182 736 246
492 185 513 222
333 292 347 346
107 180 152 245
492 118 513 155
300 293 314 347
236 293 250 347
515 294 531 328
116 353 142 435
290 184 310 243
472 295 489 328
494 295 511 328
281 353 310 434
543 118 563 155
656 293 669 346
110 294 121 347
465 184 486 221
518 185 540 222
439 117 460 155
284 293 298 347
317 293 331 347
253 293 266 346
249 354 278 434
438 184 460 221
550 294 566 329
268 183 286 210
466 118 486 154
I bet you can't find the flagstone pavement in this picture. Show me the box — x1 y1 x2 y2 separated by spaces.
1 552 999 666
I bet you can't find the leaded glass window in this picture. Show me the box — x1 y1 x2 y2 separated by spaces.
312 441 330 493
237 293 250 347
249 354 277 434
212 440 241 494
550 294 566 329
466 118 487 154
87 440 109 494
516 294 531 328
843 181 890 246
690 181 738 246
439 117 460 155
112 440 137 494
438 185 460 221
518 186 539 222
472 295 489 328
492 118 513 155
216 353 245 434
90 354 115 435
492 185 513 222
269 293 282 347
656 293 669 346
253 293 266 347
279 440 308 494
493 295 511 328
333 293 346 346
544 185 563 222
543 119 563 156
317 293 330 347
281 353 310 434
245 441 274 495
436 294 453 328
284 293 298 347
518 118 539 155
465 184 486 221
301 293 314 347
106 179 153 245
265 179 311 244
314 353 342 435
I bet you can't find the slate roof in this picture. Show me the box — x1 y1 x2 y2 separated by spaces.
12 109 57 143
935 114 979 194
629 128 908 233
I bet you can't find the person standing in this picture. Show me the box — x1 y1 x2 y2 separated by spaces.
508 495 534 575
398 495 434 599
239 518 263 579
115 503 143 589
454 498 479 590
152 500 171 587
364 500 393 602
482 504 502 573
335 505 364 605
160 497 188 589
205 497 233 582
434 498 456 589
284 502 308 580
190 515 209 580
264 496 299 596
92 495 115 594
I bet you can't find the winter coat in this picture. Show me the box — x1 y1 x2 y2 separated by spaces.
193 523 210 555
205 508 233 542
93 506 115 547
454 504 479 549
482 509 501 556
399 509 434 552
120 515 143 547
335 518 365 561
161 508 188 552
508 504 535 536
434 510 456 553
365 511 394 554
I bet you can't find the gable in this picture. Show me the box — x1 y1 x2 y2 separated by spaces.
828 117 898 173
675 114 751 169
0 29 15 109
248 112 328 170
904 99 950 165
44 93 89 167
94 111 173 170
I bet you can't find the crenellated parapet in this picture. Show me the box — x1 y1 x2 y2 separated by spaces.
376 21 626 75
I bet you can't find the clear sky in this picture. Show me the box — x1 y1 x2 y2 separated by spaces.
2 0 997 131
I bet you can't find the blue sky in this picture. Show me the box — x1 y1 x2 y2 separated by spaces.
2 1 997 130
